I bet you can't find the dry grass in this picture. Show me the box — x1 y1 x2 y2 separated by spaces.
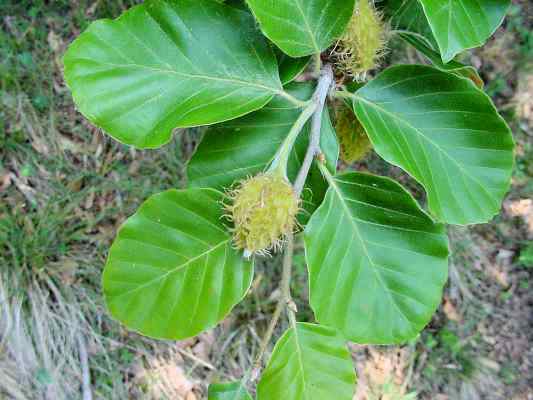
0 271 100 399
0 0 531 399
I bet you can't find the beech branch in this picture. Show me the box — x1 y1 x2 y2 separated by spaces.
251 64 335 380
293 64 334 197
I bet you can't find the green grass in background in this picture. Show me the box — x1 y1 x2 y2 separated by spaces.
1 0 531 399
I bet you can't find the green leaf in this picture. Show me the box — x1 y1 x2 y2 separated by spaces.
418 0 510 62
103 189 253 339
63 0 282 149
222 0 248 10
187 82 338 220
399 32 484 88
208 381 252 400
245 0 356 57
352 65 514 225
276 50 310 85
519 244 533 268
257 323 356 400
382 0 436 47
304 171 449 344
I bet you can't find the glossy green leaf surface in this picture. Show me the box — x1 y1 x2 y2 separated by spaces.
245 0 356 57
418 0 510 62
304 171 449 344
63 0 282 149
353 65 514 225
187 82 338 220
257 323 356 400
208 382 252 400
103 189 253 339
399 32 483 88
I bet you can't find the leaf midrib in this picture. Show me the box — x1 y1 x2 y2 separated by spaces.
354 95 498 206
323 171 414 332
294 0 320 53
291 327 310 400
71 58 283 95
109 239 229 300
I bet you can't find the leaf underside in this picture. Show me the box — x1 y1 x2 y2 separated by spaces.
103 188 253 340
353 65 514 225
305 172 449 344
64 0 282 148
257 323 356 400
399 32 484 88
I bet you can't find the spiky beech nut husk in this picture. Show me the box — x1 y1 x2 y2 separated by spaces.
335 105 372 163
227 174 299 255
334 0 387 79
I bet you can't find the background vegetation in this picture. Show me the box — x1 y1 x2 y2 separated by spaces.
1 0 531 398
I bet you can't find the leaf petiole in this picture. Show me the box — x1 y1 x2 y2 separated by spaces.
251 64 334 380
275 89 313 108
293 64 334 197
334 90 357 100
267 101 317 178
317 158 334 184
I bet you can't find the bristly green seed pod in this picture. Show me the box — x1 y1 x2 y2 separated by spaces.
226 174 299 256
335 104 372 163
334 0 387 80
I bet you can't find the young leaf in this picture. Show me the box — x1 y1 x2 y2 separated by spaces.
208 381 252 400
63 0 282 149
257 323 356 400
187 82 338 221
399 32 484 88
103 189 253 340
352 65 514 225
304 171 449 344
418 0 510 62
245 0 356 57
